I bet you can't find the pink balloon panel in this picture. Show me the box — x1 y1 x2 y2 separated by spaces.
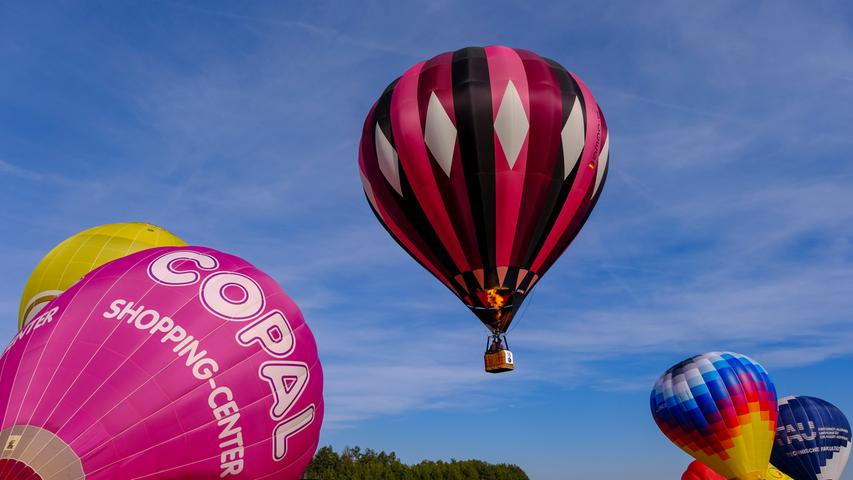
0 247 323 479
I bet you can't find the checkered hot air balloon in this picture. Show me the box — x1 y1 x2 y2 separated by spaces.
358 46 609 360
0 247 323 479
771 396 851 480
651 352 778 480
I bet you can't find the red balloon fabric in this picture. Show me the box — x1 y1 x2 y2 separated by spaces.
683 461 725 480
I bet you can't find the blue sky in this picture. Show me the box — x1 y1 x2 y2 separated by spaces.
2 1 853 478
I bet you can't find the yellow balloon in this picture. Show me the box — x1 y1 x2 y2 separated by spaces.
19 222 186 328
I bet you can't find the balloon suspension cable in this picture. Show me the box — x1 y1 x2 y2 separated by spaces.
485 333 510 352
507 286 536 334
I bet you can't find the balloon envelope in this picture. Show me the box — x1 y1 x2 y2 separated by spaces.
651 352 778 480
770 396 851 480
19 222 186 328
0 246 323 479
684 460 727 480
683 461 793 480
359 45 609 334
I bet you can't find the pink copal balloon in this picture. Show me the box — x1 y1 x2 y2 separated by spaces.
0 246 324 479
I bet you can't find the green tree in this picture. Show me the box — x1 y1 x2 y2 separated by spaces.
302 446 529 480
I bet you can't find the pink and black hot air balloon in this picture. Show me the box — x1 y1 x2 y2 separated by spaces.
358 46 610 372
0 247 323 479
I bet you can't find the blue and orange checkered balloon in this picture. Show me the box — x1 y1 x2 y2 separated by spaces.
651 352 778 480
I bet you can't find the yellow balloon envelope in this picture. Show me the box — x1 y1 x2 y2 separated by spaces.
18 222 186 328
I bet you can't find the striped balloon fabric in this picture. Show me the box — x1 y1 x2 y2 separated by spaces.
651 352 778 480
358 46 609 334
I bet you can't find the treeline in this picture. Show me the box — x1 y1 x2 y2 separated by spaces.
302 446 529 480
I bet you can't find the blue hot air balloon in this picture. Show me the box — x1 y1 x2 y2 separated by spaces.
771 396 851 480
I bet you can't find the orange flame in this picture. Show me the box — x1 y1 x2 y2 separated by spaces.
485 288 510 319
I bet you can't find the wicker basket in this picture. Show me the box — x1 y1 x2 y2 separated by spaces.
484 349 515 373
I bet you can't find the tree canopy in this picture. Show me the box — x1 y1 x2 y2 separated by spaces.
302 445 529 480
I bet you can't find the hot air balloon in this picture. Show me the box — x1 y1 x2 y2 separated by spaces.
683 461 793 480
684 459 728 480
0 246 323 479
358 46 609 372
771 396 851 480
651 352 778 480
18 222 186 328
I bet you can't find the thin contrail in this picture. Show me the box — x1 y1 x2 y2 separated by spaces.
158 0 422 58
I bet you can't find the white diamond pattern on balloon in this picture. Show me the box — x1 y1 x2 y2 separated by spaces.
594 132 610 197
494 80 529 169
374 124 402 195
561 96 585 179
423 91 457 177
